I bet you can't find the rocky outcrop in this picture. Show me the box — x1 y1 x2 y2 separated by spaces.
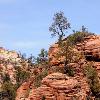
46 35 100 100
48 43 61 66
26 73 89 100
49 35 100 66
0 48 20 84
0 47 31 85
16 77 34 100
0 63 16 84
15 35 100 100
0 47 20 62
16 82 31 100
76 35 100 60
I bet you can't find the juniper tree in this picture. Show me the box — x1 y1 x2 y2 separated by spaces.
49 11 71 42
37 48 48 64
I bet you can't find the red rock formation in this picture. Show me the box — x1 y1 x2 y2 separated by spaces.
0 48 18 84
76 35 100 60
16 82 30 100
16 77 34 100
26 73 89 100
48 43 61 66
15 35 100 100
49 35 100 66
0 47 30 85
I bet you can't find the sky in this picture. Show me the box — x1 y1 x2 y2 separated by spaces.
0 0 100 56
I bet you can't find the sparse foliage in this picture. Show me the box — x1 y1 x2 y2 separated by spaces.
1 81 16 100
16 67 30 85
36 48 48 64
27 54 36 67
3 73 10 83
34 69 48 87
42 95 46 100
68 26 94 46
55 40 75 76
49 11 70 42
85 62 100 98
57 40 74 64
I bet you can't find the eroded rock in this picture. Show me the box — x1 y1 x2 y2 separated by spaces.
26 73 89 100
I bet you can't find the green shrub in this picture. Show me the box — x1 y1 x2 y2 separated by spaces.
85 63 100 97
42 95 46 100
64 66 75 76
67 31 94 46
1 81 16 100
15 66 30 86
34 69 48 87
3 73 10 82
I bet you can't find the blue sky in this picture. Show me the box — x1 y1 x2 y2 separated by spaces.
0 0 100 56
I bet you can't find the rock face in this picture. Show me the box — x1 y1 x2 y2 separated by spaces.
0 47 20 84
85 35 100 60
48 43 66 67
76 35 100 78
48 43 60 66
16 82 31 100
76 35 100 60
26 73 89 100
16 78 34 100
